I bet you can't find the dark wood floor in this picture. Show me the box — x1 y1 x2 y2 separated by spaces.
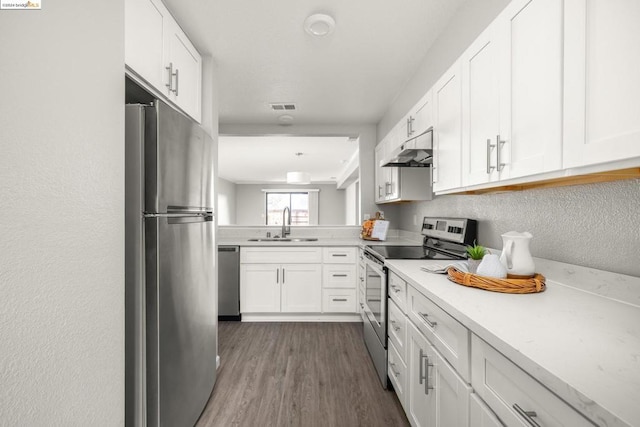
196 322 409 427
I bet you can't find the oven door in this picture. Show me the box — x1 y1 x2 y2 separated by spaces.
363 252 387 345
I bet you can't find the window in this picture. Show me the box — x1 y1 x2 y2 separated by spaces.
264 190 319 226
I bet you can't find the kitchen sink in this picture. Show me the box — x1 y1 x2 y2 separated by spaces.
247 237 319 242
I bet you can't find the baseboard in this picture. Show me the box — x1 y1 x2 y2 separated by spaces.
241 313 362 322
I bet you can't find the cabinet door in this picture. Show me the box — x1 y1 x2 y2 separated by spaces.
374 143 386 203
433 61 462 192
412 90 434 137
564 0 640 168
432 349 471 427
240 264 280 312
408 321 435 427
281 264 321 313
470 393 504 427
461 23 502 186
499 0 563 178
125 0 166 90
165 21 202 122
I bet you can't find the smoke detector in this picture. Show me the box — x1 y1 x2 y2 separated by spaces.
304 13 335 37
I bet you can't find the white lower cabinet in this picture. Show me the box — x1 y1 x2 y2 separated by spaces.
281 264 322 312
240 247 322 314
471 334 596 427
407 320 471 427
388 340 408 412
470 393 504 427
240 263 321 313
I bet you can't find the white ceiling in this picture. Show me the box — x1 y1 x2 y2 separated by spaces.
218 136 359 184
162 0 467 126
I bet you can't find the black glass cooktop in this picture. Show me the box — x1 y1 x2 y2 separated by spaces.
367 245 466 261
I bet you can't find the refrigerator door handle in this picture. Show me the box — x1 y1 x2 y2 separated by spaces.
144 212 213 218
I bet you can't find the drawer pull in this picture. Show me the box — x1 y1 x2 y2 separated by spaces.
418 312 438 328
332 274 348 277
513 404 540 427
390 285 401 293
332 254 348 257
390 319 401 331
389 362 400 377
332 298 348 302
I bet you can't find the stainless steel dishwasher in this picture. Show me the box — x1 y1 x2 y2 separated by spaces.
218 246 240 320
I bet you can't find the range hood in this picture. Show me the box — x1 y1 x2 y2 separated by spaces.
382 128 433 167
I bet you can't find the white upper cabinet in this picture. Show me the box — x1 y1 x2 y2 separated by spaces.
461 22 502 186
125 0 202 123
500 0 563 179
164 19 202 122
433 61 463 192
403 90 434 141
564 0 640 168
461 0 563 187
125 0 165 91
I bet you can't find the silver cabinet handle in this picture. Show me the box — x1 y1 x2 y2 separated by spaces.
418 349 433 395
431 164 437 184
418 312 437 328
513 404 541 427
385 182 391 196
486 138 496 174
282 268 285 284
276 268 279 284
390 319 400 331
407 118 411 137
497 134 506 172
389 362 400 377
173 68 179 96
332 274 348 277
332 254 348 257
378 185 383 198
410 116 415 135
165 62 174 92
332 298 347 302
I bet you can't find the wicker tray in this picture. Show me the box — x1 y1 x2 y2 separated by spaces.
447 267 546 294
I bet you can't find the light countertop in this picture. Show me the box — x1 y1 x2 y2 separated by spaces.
217 237 421 248
385 258 640 427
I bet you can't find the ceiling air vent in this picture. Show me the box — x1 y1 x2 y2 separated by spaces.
269 103 297 111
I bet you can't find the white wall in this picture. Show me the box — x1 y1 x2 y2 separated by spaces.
345 181 359 226
220 123 377 223
217 177 237 225
0 1 125 424
234 184 346 225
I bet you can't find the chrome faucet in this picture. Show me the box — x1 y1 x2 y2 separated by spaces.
282 206 291 237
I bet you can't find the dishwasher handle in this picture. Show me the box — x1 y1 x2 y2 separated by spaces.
218 246 239 252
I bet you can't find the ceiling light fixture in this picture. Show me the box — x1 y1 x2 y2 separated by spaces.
278 114 294 126
304 13 336 37
286 171 311 185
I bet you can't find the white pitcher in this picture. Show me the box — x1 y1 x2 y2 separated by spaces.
499 231 535 278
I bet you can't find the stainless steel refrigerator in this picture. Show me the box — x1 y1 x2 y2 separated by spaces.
125 100 217 427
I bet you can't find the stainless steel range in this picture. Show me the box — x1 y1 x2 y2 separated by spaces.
362 217 477 388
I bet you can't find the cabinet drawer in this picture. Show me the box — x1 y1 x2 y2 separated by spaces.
322 289 356 313
388 270 407 312
387 298 407 362
407 285 470 382
241 247 322 263
322 265 357 288
471 334 596 427
323 247 356 263
388 340 408 412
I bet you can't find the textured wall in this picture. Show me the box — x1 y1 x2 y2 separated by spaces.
0 1 125 424
395 180 640 277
